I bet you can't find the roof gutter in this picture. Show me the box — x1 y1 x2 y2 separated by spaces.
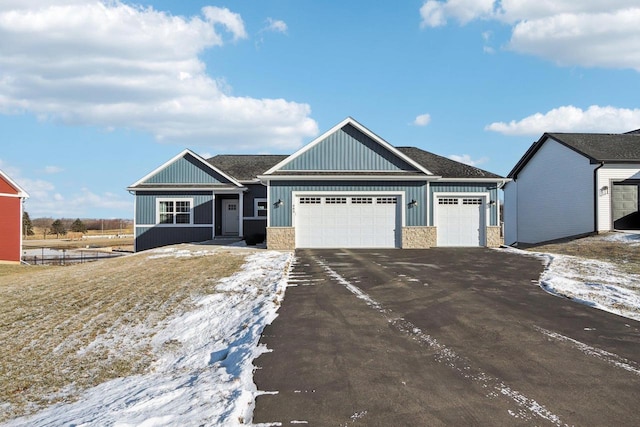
593 161 605 233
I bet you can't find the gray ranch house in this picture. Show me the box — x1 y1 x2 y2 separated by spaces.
129 117 505 251
504 130 640 246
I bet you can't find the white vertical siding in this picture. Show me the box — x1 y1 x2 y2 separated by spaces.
512 139 597 244
503 181 517 246
596 164 640 231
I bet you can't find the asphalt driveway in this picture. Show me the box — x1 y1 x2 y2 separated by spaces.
253 248 640 426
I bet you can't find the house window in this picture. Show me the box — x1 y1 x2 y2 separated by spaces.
376 197 397 204
438 198 458 205
351 197 373 204
255 198 268 217
300 197 321 204
463 198 483 205
326 197 347 204
158 199 192 224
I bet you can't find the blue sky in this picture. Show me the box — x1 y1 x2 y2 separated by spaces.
1 1 639 219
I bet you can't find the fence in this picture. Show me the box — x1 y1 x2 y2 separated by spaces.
22 248 128 265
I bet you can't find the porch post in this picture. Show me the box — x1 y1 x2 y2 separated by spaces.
211 192 216 240
238 191 244 238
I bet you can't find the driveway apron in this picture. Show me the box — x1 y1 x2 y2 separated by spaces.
253 248 640 426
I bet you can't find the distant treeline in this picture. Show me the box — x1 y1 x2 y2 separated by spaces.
30 217 133 231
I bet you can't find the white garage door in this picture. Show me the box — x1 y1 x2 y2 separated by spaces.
295 195 400 248
436 197 485 247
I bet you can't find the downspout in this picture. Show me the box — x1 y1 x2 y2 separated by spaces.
593 162 604 234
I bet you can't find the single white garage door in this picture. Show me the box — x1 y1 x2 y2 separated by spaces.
436 197 485 247
295 195 400 248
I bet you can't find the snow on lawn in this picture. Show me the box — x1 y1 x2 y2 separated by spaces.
4 248 293 427
504 237 640 322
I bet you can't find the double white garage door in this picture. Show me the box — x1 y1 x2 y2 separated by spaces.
295 195 401 248
294 194 485 248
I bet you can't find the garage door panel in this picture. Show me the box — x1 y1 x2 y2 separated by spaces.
295 195 400 248
436 197 484 247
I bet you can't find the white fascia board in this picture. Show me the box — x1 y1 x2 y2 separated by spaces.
128 149 243 188
257 174 441 181
437 178 510 184
263 117 434 176
0 169 29 198
126 186 247 192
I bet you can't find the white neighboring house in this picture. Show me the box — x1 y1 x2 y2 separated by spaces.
504 130 640 246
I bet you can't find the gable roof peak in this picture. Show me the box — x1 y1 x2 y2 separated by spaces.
128 148 243 188
263 117 434 175
0 168 29 198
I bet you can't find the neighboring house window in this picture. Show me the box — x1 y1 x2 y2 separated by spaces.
255 198 267 217
158 199 192 224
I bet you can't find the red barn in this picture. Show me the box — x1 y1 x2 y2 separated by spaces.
0 169 29 264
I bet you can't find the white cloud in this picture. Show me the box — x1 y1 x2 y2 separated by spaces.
23 185 132 218
419 1 640 71
0 2 318 151
486 105 640 135
264 18 288 34
413 113 432 126
0 159 131 218
202 6 247 41
420 0 495 27
448 154 488 166
509 9 640 71
43 166 63 174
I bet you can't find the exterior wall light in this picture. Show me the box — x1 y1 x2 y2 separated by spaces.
274 199 284 207
600 186 609 196
409 199 418 207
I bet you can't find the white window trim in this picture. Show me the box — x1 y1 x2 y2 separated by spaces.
156 197 194 226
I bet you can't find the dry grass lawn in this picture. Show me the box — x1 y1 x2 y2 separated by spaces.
527 233 640 274
0 247 247 422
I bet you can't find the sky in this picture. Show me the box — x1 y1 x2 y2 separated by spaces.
1 0 640 219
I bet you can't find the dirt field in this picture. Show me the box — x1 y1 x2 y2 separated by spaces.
527 233 640 274
0 246 248 422
23 227 134 252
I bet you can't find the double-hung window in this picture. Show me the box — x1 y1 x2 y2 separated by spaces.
255 198 267 217
158 199 192 224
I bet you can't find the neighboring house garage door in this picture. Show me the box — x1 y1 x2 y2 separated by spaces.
295 195 401 248
436 197 485 247
612 183 640 230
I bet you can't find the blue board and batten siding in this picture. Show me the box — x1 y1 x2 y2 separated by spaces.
135 191 214 251
429 182 499 226
269 181 427 227
136 191 214 225
145 154 229 184
281 124 417 171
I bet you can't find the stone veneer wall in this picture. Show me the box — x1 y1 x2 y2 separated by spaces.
266 227 295 250
486 226 502 248
402 226 437 248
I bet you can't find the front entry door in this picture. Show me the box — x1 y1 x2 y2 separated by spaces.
222 199 239 235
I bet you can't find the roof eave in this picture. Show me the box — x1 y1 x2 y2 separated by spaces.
257 174 442 181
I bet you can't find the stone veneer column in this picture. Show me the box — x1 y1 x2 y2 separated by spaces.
266 227 295 250
486 226 502 248
401 226 437 248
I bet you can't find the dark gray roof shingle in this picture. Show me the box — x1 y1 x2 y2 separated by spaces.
508 132 640 178
207 155 287 181
396 147 503 179
206 148 504 180
548 133 640 162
